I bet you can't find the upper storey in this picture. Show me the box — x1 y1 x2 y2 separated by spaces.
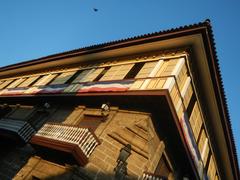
0 20 238 180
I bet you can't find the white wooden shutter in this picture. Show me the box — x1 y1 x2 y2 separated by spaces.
50 71 76 85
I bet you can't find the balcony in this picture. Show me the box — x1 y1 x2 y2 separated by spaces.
142 172 167 180
30 123 100 166
0 118 35 143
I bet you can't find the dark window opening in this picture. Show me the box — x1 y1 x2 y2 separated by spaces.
186 93 196 116
0 105 12 118
124 62 145 79
27 110 49 130
94 67 111 81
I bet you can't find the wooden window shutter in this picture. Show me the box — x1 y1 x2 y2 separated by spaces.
18 76 40 87
0 79 14 89
6 78 26 89
207 155 216 180
189 102 202 140
72 69 94 83
135 61 158 78
130 61 159 90
50 71 76 85
100 64 134 81
33 74 58 86
198 129 209 165
82 68 105 82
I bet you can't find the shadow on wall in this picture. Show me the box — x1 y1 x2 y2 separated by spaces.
30 167 138 180
0 141 34 180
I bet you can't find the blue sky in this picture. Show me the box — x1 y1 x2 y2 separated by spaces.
0 0 239 162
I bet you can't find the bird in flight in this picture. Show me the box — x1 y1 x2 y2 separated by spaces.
93 8 98 12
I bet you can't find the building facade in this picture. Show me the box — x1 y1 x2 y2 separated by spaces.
0 20 238 180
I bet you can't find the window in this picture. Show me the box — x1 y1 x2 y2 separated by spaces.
124 62 145 79
6 78 26 89
198 129 209 166
0 79 14 89
18 76 41 87
93 67 110 81
100 64 134 81
50 71 76 85
33 74 58 86
189 102 203 141
72 69 95 83
0 104 12 118
27 110 49 129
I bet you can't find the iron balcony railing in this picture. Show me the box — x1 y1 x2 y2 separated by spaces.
0 118 35 143
30 122 100 165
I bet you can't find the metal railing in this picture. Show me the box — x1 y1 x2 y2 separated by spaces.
0 118 35 143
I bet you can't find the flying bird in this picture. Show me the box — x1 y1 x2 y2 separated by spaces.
93 8 98 12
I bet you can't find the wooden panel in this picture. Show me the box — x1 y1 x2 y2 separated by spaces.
18 76 40 87
207 155 216 180
189 102 203 141
198 130 210 166
130 61 158 90
50 71 76 85
135 61 158 78
181 77 193 108
100 64 134 81
83 68 105 82
72 69 94 83
6 78 26 89
0 79 14 89
33 74 58 86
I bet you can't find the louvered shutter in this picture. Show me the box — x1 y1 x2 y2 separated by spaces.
82 68 105 82
100 64 134 81
50 71 76 85
72 69 94 83
189 102 203 140
6 78 26 89
33 74 58 86
207 156 216 180
0 79 14 89
18 76 40 87
198 130 209 165
130 61 158 90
